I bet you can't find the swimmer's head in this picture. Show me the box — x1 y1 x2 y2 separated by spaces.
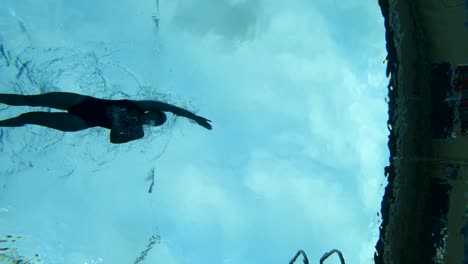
140 111 167 126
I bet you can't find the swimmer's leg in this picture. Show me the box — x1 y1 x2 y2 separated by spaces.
0 92 91 110
0 112 91 132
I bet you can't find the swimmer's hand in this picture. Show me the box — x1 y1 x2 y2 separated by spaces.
194 115 212 130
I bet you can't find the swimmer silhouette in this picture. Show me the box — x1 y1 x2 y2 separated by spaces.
0 92 212 144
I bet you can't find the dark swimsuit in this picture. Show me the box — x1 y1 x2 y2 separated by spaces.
68 97 167 143
68 97 144 129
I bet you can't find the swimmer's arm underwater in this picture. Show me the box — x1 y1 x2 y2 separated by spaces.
135 100 212 130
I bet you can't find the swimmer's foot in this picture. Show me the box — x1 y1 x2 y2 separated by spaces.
0 93 30 106
0 116 25 127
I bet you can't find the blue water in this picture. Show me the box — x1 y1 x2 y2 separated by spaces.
0 1 389 263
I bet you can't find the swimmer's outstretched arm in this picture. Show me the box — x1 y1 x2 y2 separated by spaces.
135 100 212 130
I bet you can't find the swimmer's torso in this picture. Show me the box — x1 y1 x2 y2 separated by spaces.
68 98 144 129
